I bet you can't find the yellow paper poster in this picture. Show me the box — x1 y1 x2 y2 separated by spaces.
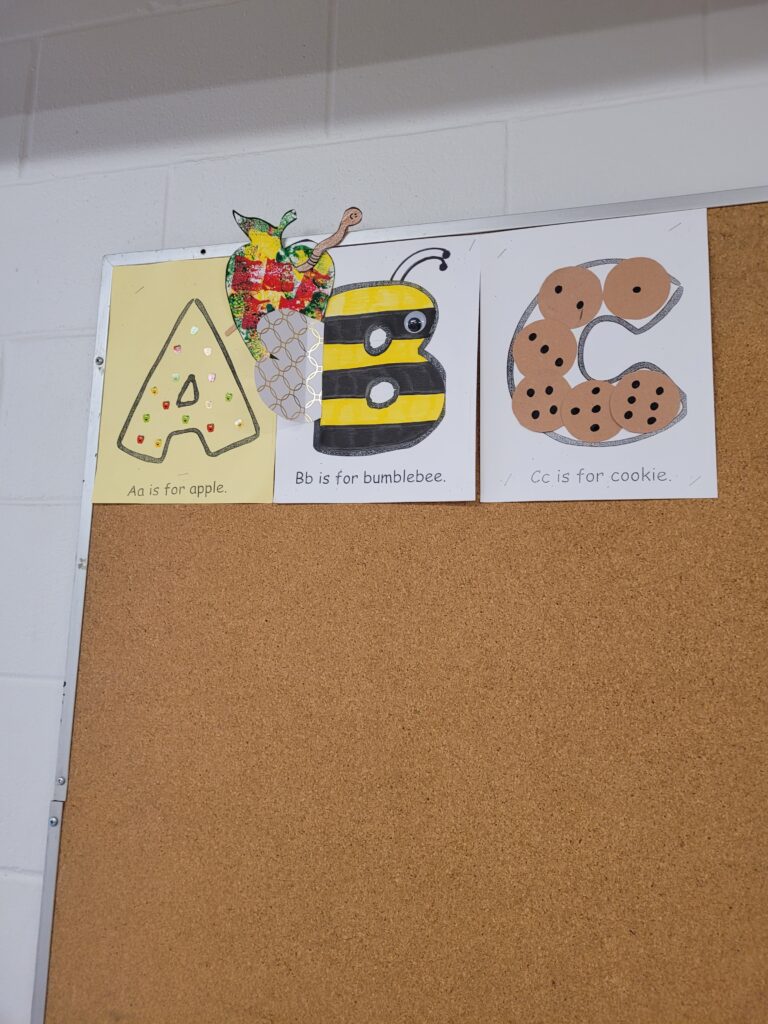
93 258 276 503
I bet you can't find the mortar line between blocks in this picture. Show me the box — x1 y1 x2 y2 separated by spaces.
502 72 768 127
0 0 252 44
160 166 173 249
324 0 339 134
503 121 509 213
18 37 41 174
702 0 711 81
11 70 768 191
10 117 510 190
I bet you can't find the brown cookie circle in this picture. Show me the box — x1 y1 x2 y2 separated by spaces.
603 257 671 319
561 380 620 442
538 266 603 328
610 370 681 434
513 318 577 376
512 374 571 433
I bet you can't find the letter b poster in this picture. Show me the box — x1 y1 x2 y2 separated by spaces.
272 234 479 503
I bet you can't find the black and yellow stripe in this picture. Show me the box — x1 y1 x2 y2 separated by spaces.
313 282 446 456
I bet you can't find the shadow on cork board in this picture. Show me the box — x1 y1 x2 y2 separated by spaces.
45 205 767 1024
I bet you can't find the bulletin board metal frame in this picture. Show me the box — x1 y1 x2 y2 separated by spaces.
32 182 768 1024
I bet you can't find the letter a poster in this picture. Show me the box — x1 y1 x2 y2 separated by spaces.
93 257 277 503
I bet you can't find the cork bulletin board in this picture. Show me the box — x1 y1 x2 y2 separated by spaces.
44 204 767 1023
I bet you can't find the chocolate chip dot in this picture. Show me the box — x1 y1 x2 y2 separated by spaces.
624 411 633 420
554 284 563 294
545 385 554 395
531 410 540 420
540 344 550 354
549 405 558 414
647 416 657 425
526 387 535 397
650 401 659 410
591 404 601 413
554 357 564 367
576 300 584 310
656 386 664 395
591 386 600 395
632 379 640 389
528 332 537 341
590 424 600 433
627 396 637 405
570 407 581 415
632 285 641 293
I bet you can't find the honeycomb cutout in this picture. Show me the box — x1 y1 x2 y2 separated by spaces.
253 308 323 422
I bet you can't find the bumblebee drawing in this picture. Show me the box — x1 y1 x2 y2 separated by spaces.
314 251 448 455
225 205 449 457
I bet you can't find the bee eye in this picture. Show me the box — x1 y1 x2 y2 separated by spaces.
404 311 427 334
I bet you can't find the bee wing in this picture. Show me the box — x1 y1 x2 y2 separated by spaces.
253 309 323 422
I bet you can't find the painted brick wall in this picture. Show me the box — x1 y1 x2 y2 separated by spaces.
0 1 766 1020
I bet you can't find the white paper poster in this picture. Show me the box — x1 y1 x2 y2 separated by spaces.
480 209 717 502
273 235 479 503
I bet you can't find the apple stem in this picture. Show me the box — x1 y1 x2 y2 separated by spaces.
279 209 298 235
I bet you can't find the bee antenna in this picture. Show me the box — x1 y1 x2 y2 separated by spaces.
391 247 451 282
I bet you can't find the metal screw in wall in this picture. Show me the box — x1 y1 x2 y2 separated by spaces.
95 356 104 365
49 817 59 827
56 777 66 786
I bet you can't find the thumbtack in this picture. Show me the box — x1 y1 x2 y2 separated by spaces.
49 816 59 827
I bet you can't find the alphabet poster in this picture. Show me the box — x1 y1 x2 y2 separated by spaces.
271 235 479 503
92 207 717 505
480 209 718 502
93 258 277 503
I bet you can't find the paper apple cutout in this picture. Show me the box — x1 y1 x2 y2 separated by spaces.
225 208 334 361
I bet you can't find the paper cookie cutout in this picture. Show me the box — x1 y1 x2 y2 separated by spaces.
538 266 603 327
603 257 671 320
561 380 620 442
253 308 323 421
507 256 687 447
512 318 576 376
512 374 571 432
610 370 681 433
117 299 259 463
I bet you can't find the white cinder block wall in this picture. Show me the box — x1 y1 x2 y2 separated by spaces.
0 1 766 1020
